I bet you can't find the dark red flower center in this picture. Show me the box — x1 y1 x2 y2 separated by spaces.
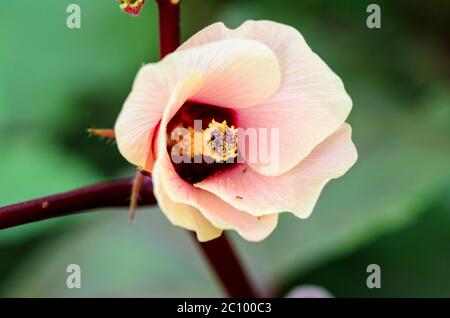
166 102 238 184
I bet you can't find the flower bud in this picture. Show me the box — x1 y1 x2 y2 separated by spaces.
119 0 146 16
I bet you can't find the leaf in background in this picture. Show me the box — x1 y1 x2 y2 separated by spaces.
233 82 450 287
0 138 101 243
0 0 158 130
2 207 223 297
291 191 450 297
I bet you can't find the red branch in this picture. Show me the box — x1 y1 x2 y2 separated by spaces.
156 0 180 58
0 177 155 230
196 234 260 297
0 176 259 297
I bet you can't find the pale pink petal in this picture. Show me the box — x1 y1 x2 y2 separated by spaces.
179 21 352 175
152 76 278 241
195 124 357 218
165 38 281 109
114 64 169 170
153 150 278 241
177 22 236 50
148 73 226 241
115 37 281 171
153 166 222 242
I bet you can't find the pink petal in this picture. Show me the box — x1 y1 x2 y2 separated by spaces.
115 38 281 171
179 21 352 175
154 151 279 241
151 73 225 241
114 64 169 170
165 38 281 109
153 165 222 242
195 124 357 218
152 75 278 241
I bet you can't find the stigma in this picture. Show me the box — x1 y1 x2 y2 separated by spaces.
202 119 238 162
171 119 238 163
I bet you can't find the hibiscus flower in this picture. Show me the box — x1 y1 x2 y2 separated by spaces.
114 20 357 242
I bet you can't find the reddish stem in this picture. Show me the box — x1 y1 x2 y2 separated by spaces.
0 177 155 230
195 233 260 297
156 0 180 58
156 0 260 298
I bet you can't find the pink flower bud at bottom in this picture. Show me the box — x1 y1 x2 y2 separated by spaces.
285 285 334 298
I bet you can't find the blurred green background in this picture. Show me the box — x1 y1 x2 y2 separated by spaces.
0 0 449 297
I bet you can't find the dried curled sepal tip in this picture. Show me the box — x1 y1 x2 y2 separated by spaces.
120 0 146 16
88 128 116 140
129 171 145 222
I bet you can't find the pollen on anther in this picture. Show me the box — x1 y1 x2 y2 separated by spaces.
202 119 238 162
168 118 238 164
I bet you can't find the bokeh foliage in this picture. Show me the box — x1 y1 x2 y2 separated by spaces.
0 0 449 297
